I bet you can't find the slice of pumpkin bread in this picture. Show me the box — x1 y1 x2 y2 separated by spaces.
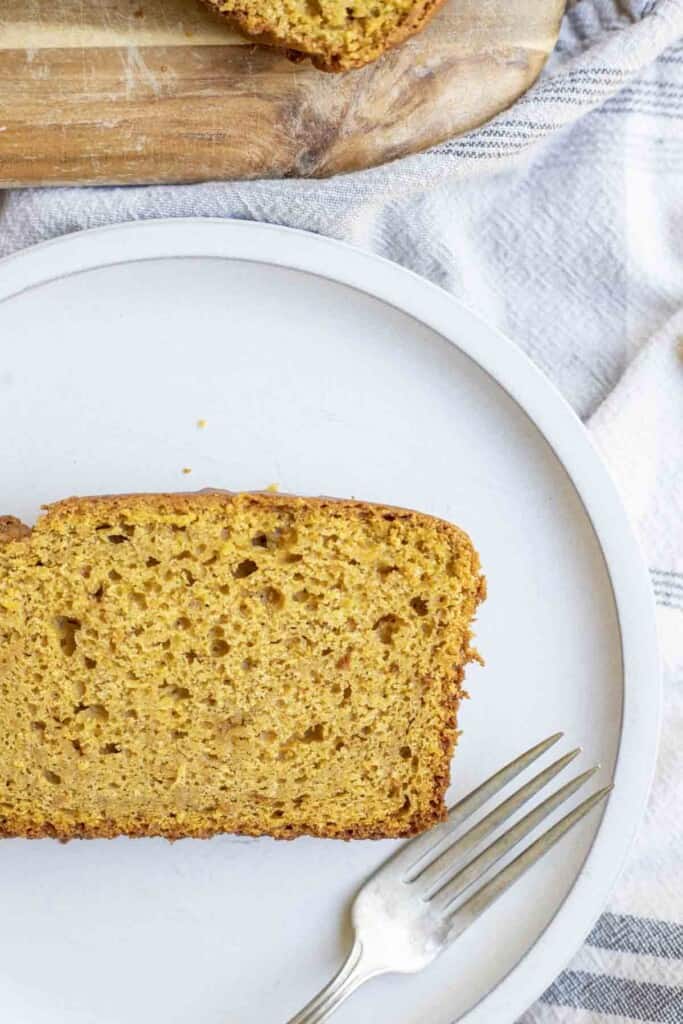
0 491 484 840
204 0 448 71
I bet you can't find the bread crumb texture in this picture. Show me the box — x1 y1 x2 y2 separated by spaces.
206 0 446 71
0 493 484 841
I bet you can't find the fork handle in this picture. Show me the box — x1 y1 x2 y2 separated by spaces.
287 938 378 1024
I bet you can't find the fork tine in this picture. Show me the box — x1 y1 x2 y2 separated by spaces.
415 749 581 893
446 786 613 942
430 767 598 910
400 733 564 881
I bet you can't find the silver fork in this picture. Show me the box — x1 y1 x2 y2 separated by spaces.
288 734 611 1024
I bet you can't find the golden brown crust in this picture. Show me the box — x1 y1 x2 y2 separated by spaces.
36 488 481 557
0 515 31 544
201 0 450 72
0 805 445 842
1 489 484 842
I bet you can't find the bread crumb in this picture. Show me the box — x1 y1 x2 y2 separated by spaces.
266 483 280 493
182 468 192 475
197 419 207 429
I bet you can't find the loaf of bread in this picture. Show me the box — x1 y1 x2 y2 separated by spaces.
0 491 484 841
204 0 447 71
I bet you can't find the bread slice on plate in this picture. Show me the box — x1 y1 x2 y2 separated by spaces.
203 0 447 71
0 491 485 841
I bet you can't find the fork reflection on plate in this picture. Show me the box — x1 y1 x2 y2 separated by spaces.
288 734 611 1024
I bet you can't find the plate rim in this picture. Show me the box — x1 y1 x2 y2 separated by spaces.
0 219 661 1024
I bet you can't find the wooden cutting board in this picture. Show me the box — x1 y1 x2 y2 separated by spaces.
0 0 564 185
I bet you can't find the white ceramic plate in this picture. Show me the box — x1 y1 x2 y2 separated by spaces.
0 220 659 1024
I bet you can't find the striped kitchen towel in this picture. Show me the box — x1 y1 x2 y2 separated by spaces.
518 316 683 1022
1 2 682 1021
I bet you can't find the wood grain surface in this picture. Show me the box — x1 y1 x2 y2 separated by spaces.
0 0 564 185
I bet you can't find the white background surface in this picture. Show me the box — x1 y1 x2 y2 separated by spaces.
0 222 659 1024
